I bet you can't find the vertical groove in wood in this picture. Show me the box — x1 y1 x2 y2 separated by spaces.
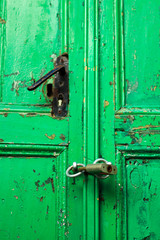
62 149 68 239
115 0 125 110
61 1 68 239
68 0 84 238
0 0 6 102
56 150 68 239
83 0 88 237
83 0 100 239
61 0 68 53
120 0 125 106
94 0 99 239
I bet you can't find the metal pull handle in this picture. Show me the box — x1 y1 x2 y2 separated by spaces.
27 65 65 91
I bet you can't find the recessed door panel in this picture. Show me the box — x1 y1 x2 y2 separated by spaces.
0 148 68 240
126 159 160 239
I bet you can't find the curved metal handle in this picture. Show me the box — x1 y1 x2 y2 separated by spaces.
27 64 65 91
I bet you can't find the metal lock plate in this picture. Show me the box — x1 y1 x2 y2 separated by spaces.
52 53 69 117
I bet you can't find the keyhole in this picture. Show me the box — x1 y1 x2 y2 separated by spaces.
107 165 112 173
58 93 64 107
47 84 53 97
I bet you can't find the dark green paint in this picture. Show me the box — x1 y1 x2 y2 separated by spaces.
0 0 160 239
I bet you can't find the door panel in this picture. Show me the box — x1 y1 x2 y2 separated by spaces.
117 153 160 240
0 147 67 240
126 159 160 239
1 0 60 106
0 112 68 145
124 1 160 107
0 0 68 146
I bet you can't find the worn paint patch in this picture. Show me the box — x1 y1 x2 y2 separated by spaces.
0 17 6 24
26 113 37 117
0 139 4 142
11 80 28 95
126 80 138 94
19 113 25 118
40 196 44 202
4 113 8 117
45 134 56 140
4 71 19 77
56 13 61 29
132 125 160 131
60 134 66 141
104 100 109 108
35 177 55 193
50 53 57 62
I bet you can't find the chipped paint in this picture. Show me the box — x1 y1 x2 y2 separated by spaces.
132 125 160 131
4 71 20 77
59 134 66 141
0 17 6 24
4 113 8 117
50 53 57 62
35 177 55 193
104 100 109 108
45 134 56 140
11 80 28 95
126 80 138 94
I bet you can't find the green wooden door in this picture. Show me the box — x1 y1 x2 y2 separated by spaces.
114 1 160 239
1 0 160 239
0 0 93 239
99 0 160 239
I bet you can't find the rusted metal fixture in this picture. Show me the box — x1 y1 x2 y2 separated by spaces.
66 158 117 179
27 53 69 117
